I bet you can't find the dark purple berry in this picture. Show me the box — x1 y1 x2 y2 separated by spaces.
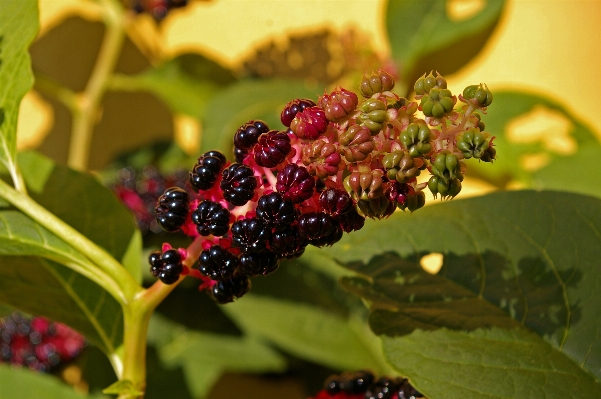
199 245 239 281
325 376 343 395
234 146 248 163
396 378 422 399
239 251 279 276
190 150 227 191
253 130 291 168
281 98 316 127
298 212 335 240
192 201 231 236
270 226 308 259
256 192 297 228
220 163 257 206
309 226 342 248
319 188 353 217
234 120 269 150
231 217 271 253
210 272 251 304
155 187 190 232
148 249 183 284
148 250 162 277
336 208 365 233
343 370 375 394
365 377 400 399
276 164 315 203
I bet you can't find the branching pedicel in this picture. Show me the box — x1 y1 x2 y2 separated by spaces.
151 70 496 303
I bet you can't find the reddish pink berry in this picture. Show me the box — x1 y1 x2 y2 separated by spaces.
276 164 315 203
281 98 316 127
302 140 342 179
253 130 291 168
290 106 328 140
318 88 359 123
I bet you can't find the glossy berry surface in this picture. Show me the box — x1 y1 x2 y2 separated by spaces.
234 120 269 150
155 187 190 232
309 226 343 248
210 272 251 304
319 188 354 217
255 192 297 228
239 251 280 276
311 372 423 399
0 312 85 372
147 248 183 284
270 226 309 258
199 245 239 281
253 130 291 168
281 98 316 127
231 218 271 253
192 200 230 236
298 212 336 240
220 163 257 206
336 208 365 233
190 150 227 191
276 163 315 203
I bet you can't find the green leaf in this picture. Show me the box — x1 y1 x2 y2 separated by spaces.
322 190 601 394
0 0 38 177
200 79 324 157
0 256 122 355
147 314 286 398
102 380 143 396
0 363 106 399
18 150 142 283
221 294 389 373
472 90 601 198
111 53 236 118
383 328 601 399
386 0 505 86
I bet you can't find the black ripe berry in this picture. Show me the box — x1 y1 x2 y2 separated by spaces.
319 188 354 217
239 251 279 276
255 192 297 228
220 163 257 206
253 130 292 168
190 150 227 191
270 226 308 259
192 200 231 236
155 187 190 232
298 212 335 240
147 249 183 284
198 245 239 281
231 217 271 253
281 98 317 127
234 120 269 150
210 272 251 304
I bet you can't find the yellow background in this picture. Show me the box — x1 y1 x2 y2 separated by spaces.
23 0 601 162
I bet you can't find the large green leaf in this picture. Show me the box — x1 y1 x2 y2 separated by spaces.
18 150 142 283
0 256 122 356
322 190 601 397
0 0 38 177
199 79 324 157
0 364 106 399
472 90 601 199
386 0 505 87
383 328 601 399
111 52 236 118
147 314 286 398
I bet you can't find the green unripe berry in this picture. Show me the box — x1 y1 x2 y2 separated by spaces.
423 75 437 92
428 175 440 197
445 153 458 173
414 77 426 95
431 103 445 118
368 109 387 123
361 98 387 113
463 85 478 100
360 69 395 97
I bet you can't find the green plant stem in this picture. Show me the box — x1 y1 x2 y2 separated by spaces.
68 0 125 171
0 178 141 303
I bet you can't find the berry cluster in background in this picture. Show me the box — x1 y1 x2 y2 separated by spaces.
0 312 86 373
312 370 423 399
128 0 188 21
150 70 496 304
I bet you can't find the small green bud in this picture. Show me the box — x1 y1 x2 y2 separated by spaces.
360 69 396 98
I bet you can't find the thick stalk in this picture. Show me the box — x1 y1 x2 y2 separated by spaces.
0 178 141 302
68 0 125 171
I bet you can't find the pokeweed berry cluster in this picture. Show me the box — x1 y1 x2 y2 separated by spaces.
150 69 496 304
0 312 86 372
129 0 188 20
312 370 423 399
